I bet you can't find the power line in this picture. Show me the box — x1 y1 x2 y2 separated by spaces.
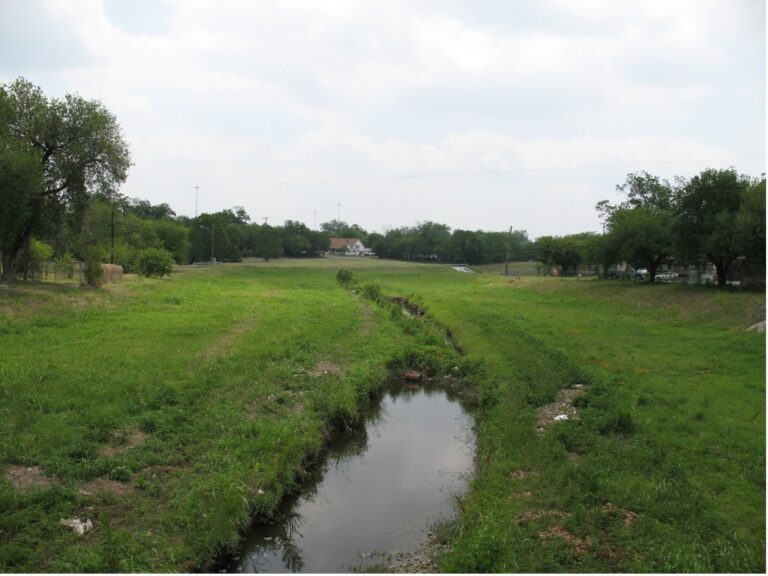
121 155 764 193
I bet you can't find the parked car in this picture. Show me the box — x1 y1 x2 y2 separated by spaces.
634 268 649 281
655 272 679 283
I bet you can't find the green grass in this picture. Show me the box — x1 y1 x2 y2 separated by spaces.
346 267 765 572
1 259 764 572
0 263 417 571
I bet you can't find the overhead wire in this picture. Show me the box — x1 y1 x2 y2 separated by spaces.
121 155 764 193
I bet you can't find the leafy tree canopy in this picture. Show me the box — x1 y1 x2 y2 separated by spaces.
0 77 131 281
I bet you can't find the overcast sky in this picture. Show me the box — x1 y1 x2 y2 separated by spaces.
1 0 764 238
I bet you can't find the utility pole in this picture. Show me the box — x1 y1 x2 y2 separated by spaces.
263 216 269 225
337 203 341 223
110 209 115 264
505 225 513 276
195 186 199 218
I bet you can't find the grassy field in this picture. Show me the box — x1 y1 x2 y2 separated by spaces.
1 258 764 572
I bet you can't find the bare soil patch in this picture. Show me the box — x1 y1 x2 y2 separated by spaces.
3 465 57 491
519 509 570 522
535 386 585 432
510 469 536 479
538 525 592 555
602 502 638 527
359 302 374 335
309 360 344 377
81 477 135 496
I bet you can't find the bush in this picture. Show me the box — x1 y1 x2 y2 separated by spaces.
361 282 383 302
138 248 174 278
336 268 356 286
83 252 104 287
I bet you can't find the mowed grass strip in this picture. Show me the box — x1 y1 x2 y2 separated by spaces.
347 265 765 572
0 264 409 572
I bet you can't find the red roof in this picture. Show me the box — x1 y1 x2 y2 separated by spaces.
329 238 361 249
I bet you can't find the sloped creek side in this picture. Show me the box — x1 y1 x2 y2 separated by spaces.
214 278 480 572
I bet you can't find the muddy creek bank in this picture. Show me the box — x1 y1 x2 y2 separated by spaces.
229 382 475 573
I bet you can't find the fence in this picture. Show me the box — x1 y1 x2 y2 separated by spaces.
16 261 84 284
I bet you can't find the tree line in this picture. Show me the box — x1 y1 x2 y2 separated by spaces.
2 78 764 288
536 170 765 287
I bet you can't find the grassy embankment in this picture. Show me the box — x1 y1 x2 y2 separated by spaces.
0 262 428 571
1 257 764 572
352 263 765 572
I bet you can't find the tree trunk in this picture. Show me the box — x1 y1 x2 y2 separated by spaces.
23 235 30 282
1 251 17 283
714 260 730 288
648 261 659 283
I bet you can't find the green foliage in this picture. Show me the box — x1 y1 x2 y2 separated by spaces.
675 169 757 287
28 239 54 269
536 235 582 274
83 252 104 287
0 77 130 282
137 248 174 278
336 268 356 286
0 134 42 279
0 258 763 573
598 172 676 282
361 282 382 302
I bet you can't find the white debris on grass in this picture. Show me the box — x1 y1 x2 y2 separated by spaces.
553 414 569 421
452 266 474 273
746 321 765 332
60 518 93 535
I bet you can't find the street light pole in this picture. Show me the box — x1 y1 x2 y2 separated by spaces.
505 225 513 276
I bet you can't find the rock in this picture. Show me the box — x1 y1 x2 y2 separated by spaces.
404 371 424 381
60 518 93 536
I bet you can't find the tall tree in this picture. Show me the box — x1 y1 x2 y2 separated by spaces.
675 168 752 287
0 78 131 281
598 172 675 282
735 179 766 285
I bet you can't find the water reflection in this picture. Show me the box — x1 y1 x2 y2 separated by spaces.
233 382 475 573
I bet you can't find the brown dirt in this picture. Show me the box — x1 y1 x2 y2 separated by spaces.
510 469 536 479
2 465 57 491
602 502 638 527
538 525 592 555
99 428 148 457
359 302 374 335
309 360 344 377
519 509 570 522
509 491 533 499
535 386 585 432
80 477 135 496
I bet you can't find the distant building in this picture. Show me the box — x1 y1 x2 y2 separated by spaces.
328 238 373 256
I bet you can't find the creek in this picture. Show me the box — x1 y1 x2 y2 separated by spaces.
229 381 475 573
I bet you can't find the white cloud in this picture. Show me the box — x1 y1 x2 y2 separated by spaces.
1 0 763 237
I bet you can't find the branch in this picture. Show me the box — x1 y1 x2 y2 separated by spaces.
42 182 68 196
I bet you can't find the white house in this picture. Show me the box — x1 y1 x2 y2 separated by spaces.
328 238 373 256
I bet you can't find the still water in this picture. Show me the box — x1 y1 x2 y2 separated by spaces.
233 382 475 573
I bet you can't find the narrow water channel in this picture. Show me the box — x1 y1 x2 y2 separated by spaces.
231 382 475 573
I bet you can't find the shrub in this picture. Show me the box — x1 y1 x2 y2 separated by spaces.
361 282 382 302
336 268 356 286
138 248 174 278
83 252 104 287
